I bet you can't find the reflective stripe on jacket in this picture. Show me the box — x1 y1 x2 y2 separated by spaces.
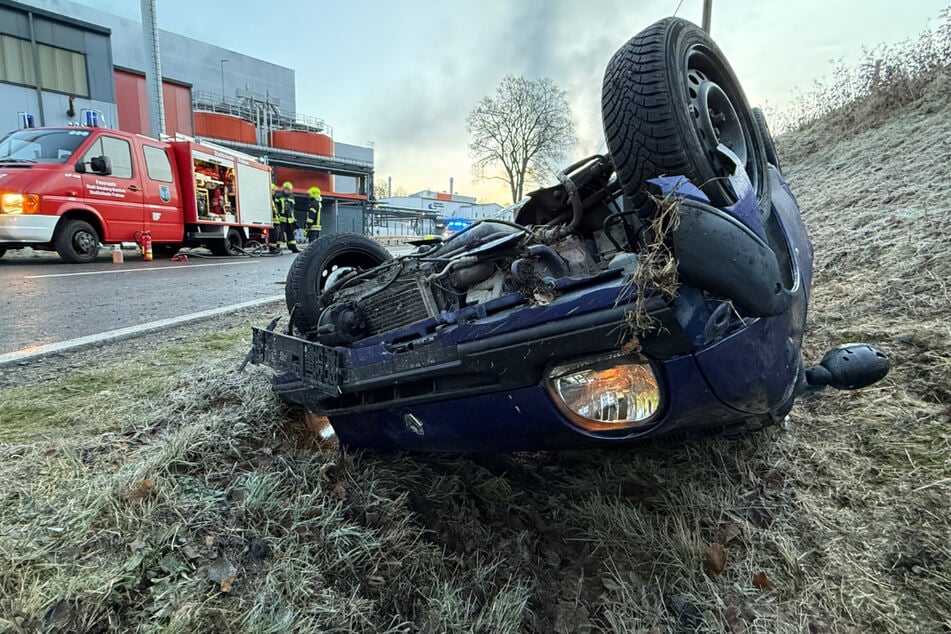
306 197 322 230
273 193 295 223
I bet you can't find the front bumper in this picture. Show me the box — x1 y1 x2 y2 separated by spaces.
0 214 58 243
251 289 794 451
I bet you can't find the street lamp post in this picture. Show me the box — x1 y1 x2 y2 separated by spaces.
220 58 229 99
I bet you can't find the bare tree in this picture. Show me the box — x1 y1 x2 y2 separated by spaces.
467 75 577 204
372 180 388 200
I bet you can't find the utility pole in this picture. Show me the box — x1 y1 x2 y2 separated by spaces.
701 0 712 33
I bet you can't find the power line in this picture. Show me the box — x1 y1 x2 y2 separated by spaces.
673 0 685 16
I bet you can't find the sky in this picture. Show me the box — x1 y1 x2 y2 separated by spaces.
76 0 949 203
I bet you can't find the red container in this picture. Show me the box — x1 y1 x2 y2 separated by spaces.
270 130 334 157
194 112 256 144
274 167 333 194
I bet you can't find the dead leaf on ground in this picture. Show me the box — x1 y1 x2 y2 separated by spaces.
334 481 348 500
220 575 235 593
127 479 155 501
200 558 236 586
703 543 728 576
714 523 742 546
752 571 772 590
723 602 756 629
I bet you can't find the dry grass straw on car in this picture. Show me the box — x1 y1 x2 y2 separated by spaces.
622 190 680 337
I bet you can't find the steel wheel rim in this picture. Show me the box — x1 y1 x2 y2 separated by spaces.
685 46 758 196
73 230 97 255
316 250 385 295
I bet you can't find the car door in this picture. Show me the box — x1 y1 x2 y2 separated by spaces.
140 143 184 242
79 134 145 242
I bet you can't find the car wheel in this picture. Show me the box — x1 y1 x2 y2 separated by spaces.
285 233 392 335
602 17 769 218
54 219 100 263
209 228 244 256
752 107 781 172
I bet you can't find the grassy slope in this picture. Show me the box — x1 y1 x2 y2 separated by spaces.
1 85 949 632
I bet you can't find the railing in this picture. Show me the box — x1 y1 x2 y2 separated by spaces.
191 90 333 136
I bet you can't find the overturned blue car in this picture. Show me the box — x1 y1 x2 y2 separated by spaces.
250 18 888 451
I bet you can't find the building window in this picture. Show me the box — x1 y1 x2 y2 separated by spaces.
82 136 133 179
142 145 173 182
0 35 33 85
0 34 89 97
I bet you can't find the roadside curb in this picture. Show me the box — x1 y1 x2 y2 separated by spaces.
0 295 284 367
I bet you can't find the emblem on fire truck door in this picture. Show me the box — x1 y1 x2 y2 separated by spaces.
159 185 171 202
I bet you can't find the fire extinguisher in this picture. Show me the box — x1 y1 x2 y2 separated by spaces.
141 231 153 261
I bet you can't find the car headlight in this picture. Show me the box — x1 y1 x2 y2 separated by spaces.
1 193 40 214
547 352 661 432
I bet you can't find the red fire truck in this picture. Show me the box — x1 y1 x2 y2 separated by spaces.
0 127 273 263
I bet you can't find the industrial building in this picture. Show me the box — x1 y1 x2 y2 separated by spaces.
0 0 373 233
370 190 506 237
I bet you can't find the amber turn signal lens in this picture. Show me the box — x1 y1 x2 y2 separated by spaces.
548 353 661 432
23 193 40 214
0 193 41 214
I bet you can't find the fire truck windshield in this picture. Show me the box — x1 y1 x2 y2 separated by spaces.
0 129 91 164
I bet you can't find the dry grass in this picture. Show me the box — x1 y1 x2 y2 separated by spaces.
2 39 951 634
623 191 681 336
766 5 951 135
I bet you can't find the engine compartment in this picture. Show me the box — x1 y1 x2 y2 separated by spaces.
305 155 636 347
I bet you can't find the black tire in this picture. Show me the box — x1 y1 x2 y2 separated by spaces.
54 219 100 263
285 233 392 335
602 17 769 218
752 107 781 172
209 228 244 256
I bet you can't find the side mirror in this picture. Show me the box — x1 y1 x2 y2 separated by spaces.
74 161 86 174
90 155 112 176
806 343 890 390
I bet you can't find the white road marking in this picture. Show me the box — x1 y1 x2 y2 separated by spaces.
0 294 284 367
26 260 258 279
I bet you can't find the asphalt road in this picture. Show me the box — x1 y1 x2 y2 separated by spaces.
0 250 292 355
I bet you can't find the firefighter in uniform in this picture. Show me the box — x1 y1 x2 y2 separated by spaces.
269 181 300 254
305 186 322 243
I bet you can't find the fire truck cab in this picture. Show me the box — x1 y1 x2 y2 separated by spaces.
0 127 273 262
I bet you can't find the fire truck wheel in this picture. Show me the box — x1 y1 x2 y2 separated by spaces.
54 219 100 263
285 233 393 336
209 229 244 256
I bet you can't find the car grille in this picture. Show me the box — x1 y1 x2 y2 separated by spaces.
361 277 432 335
